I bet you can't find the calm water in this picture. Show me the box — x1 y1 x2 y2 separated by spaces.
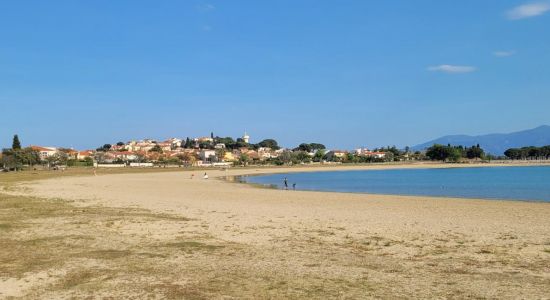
240 166 550 202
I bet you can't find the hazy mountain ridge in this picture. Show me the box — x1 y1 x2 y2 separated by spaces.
412 125 550 155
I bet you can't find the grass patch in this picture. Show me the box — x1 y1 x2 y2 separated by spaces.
0 192 194 280
83 249 133 260
477 249 493 254
303 263 321 267
163 241 224 252
0 167 183 185
0 223 12 230
59 269 98 289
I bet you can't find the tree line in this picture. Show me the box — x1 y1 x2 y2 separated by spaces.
425 144 485 162
1 135 41 171
192 136 284 151
504 146 550 160
1 135 89 171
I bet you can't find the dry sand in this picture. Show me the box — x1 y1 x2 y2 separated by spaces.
2 163 550 298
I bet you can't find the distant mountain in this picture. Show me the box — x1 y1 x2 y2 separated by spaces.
412 125 550 155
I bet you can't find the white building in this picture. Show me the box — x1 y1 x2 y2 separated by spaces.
355 148 386 159
166 138 183 148
199 150 217 162
242 132 250 144
30 146 58 161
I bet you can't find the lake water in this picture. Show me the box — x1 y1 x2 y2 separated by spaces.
239 166 550 202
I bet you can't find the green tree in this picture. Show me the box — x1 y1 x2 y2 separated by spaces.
235 138 248 148
216 148 226 161
12 135 21 150
258 139 280 150
308 143 325 151
426 144 464 162
198 142 212 149
294 143 326 152
294 143 312 152
45 152 68 169
19 147 41 167
279 150 292 165
217 137 236 149
238 153 250 166
84 157 94 166
183 137 192 148
312 149 326 162
1 148 17 170
291 151 311 163
178 152 197 166
97 144 112 152
425 144 448 161
150 145 163 153
447 148 462 162
466 145 485 159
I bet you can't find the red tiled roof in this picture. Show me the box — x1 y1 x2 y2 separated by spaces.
30 146 55 152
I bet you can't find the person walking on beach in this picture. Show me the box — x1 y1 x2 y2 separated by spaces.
292 183 296 190
203 172 209 179
283 177 288 189
190 173 194 179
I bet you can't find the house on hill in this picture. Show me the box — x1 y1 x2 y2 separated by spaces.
325 150 348 160
77 150 94 160
30 146 58 161
200 149 217 162
355 148 386 159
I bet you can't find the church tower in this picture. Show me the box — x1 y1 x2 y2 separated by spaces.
242 132 250 144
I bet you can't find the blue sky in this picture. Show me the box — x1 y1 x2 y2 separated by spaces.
1 1 549 150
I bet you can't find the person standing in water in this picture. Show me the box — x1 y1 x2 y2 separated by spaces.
292 183 296 190
283 177 288 189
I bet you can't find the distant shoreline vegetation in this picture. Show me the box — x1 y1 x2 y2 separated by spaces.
425 144 486 162
504 146 550 160
425 144 550 162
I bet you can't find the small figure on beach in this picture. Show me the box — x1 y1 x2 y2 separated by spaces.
203 172 209 179
283 177 288 189
292 183 296 190
93 169 97 176
190 173 194 179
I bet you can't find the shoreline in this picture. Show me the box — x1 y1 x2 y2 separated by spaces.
222 161 550 204
230 178 550 204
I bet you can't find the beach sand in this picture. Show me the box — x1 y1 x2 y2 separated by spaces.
1 164 550 298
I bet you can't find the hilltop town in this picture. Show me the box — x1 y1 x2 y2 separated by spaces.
2 133 399 170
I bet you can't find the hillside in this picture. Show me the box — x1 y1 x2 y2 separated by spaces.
412 125 550 155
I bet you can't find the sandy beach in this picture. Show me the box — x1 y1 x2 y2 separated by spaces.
2 163 550 298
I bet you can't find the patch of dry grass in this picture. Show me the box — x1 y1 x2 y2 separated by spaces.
0 167 182 187
0 192 386 298
162 241 225 252
0 192 206 296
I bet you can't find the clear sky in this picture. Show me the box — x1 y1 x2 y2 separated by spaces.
1 1 549 150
